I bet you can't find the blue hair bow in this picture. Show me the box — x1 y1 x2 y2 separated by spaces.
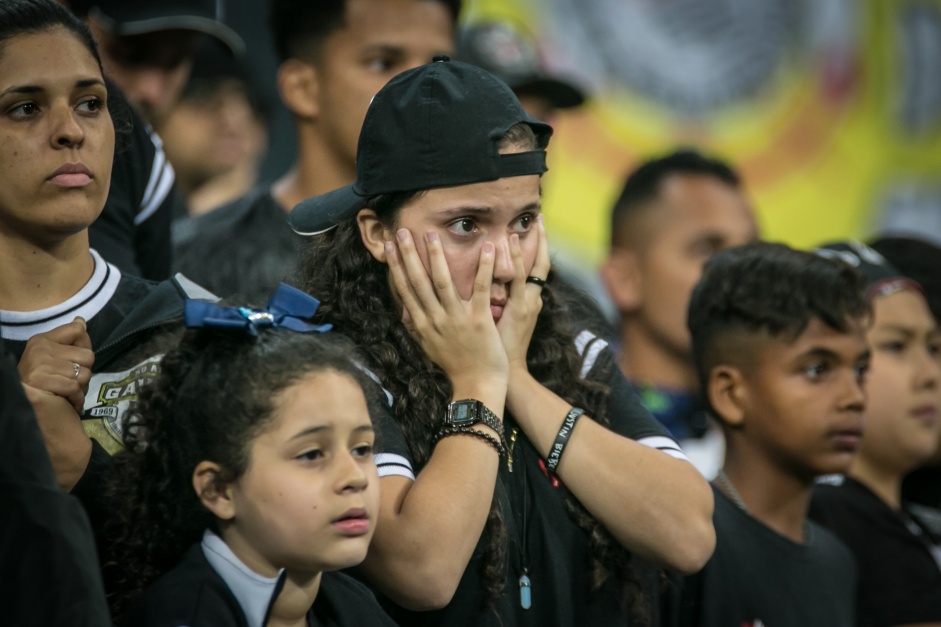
184 283 333 336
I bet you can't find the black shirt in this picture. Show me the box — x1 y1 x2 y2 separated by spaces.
669 486 856 627
370 331 683 626
89 79 181 281
0 346 110 627
120 535 397 627
172 186 305 303
810 476 941 627
1 253 214 581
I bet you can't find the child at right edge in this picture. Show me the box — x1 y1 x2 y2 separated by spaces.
667 241 870 627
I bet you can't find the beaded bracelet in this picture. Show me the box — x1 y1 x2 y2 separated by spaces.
433 425 507 458
545 407 585 473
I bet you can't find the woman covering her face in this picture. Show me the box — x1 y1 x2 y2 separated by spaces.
290 57 716 626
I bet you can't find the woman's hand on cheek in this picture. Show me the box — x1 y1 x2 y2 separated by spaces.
386 229 509 391
497 216 550 374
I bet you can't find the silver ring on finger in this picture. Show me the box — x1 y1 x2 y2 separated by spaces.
72 362 81 380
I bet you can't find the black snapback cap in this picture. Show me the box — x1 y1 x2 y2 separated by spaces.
815 240 924 299
289 55 553 236
78 0 245 56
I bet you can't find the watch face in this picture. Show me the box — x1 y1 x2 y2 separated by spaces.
449 400 478 425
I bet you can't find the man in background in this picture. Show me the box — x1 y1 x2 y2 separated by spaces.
601 149 757 476
173 0 460 302
64 0 244 280
70 0 243 127
160 39 268 216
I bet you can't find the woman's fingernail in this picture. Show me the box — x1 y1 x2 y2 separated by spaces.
483 241 494 254
427 230 439 243
397 229 409 242
384 241 395 255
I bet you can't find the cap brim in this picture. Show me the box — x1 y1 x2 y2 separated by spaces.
89 8 245 56
512 77 585 109
289 185 366 236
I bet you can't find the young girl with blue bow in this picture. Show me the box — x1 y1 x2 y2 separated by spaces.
108 285 397 627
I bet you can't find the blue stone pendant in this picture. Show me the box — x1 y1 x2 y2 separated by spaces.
519 572 532 610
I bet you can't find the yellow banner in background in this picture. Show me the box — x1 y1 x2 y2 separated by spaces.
465 0 941 271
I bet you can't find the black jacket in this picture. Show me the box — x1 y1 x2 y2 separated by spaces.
0 344 111 627
89 78 183 281
120 539 398 627
2 263 216 600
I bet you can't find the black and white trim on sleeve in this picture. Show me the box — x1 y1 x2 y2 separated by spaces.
573 330 690 462
574 329 609 380
375 453 415 480
353 365 409 479
355 363 394 407
135 131 175 226
636 435 688 461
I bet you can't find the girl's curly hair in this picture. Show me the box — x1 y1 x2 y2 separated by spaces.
295 189 654 624
104 327 377 617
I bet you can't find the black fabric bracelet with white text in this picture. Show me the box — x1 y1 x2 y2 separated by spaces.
433 425 507 458
545 407 584 473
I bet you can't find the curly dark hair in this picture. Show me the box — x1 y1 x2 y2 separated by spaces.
105 326 377 616
688 241 871 397
296 201 653 623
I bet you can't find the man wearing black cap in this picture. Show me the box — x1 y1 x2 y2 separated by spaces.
59 0 244 281
69 0 243 127
172 0 459 302
456 20 584 122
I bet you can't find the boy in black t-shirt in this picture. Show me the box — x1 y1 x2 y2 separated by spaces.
668 241 871 627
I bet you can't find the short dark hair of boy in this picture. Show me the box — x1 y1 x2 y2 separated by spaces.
268 0 462 62
609 148 741 247
687 241 870 398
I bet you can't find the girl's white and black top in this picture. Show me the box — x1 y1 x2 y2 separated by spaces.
367 329 688 627
119 531 397 627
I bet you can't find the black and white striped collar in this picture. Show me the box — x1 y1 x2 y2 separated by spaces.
0 249 122 341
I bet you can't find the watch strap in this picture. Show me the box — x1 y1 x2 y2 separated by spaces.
476 403 504 438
